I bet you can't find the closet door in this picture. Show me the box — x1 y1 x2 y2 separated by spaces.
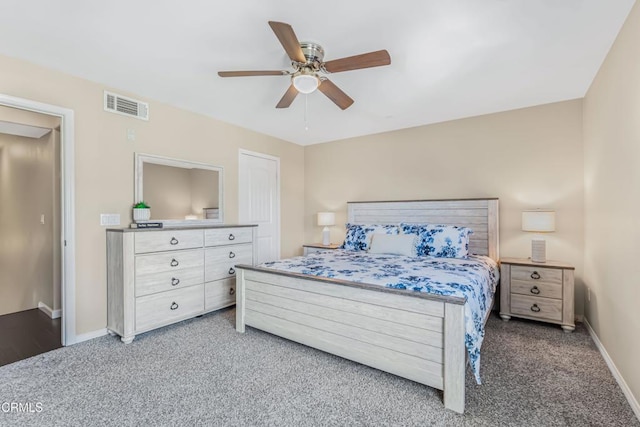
238 150 280 264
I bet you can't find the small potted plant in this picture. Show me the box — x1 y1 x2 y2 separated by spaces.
132 201 151 222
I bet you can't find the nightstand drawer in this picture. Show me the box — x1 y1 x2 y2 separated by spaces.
511 294 562 322
511 265 562 285
511 280 562 300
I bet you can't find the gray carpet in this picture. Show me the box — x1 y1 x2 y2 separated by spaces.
0 309 637 426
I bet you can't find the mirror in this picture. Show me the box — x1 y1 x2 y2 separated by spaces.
135 153 224 224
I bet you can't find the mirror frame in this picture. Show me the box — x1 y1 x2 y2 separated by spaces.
135 153 224 225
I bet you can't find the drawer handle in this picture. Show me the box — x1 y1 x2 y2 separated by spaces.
229 288 236 296
530 304 541 313
228 267 235 275
170 258 179 267
530 271 541 280
171 277 180 286
170 302 179 311
228 233 235 241
229 251 236 259
170 237 179 245
530 286 540 295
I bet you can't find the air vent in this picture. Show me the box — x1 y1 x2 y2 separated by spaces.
104 91 149 121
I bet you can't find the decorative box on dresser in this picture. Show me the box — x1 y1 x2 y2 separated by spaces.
107 225 257 343
499 257 575 332
302 243 341 256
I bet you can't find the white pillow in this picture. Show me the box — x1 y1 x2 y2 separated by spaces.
368 234 417 256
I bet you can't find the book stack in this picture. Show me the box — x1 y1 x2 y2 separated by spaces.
130 222 163 229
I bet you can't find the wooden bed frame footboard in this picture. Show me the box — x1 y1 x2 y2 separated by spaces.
234 198 499 414
235 267 467 413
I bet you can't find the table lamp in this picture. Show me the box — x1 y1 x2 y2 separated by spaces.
522 210 555 263
317 212 335 246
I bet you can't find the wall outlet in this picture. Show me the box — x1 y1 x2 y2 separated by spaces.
100 214 121 226
127 129 136 141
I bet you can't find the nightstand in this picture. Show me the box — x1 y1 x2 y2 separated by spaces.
303 243 341 256
499 257 575 332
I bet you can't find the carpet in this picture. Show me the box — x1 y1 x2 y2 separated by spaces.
0 309 637 426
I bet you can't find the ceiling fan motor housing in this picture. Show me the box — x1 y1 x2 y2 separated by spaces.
299 42 325 67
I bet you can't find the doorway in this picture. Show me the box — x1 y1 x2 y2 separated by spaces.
0 107 61 365
0 94 76 350
238 149 280 264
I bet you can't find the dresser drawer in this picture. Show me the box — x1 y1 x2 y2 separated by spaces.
205 244 253 282
135 285 204 332
136 267 204 297
511 265 562 285
205 278 236 311
511 280 562 300
135 249 203 275
510 294 562 322
205 228 253 247
135 230 203 254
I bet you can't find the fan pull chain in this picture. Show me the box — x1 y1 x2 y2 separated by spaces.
304 94 309 131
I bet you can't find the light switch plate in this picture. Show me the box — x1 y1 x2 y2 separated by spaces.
100 213 121 226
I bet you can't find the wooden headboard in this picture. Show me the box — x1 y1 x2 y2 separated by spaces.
347 198 499 261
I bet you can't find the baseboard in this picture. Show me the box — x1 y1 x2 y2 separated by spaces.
37 302 61 319
584 318 640 420
73 328 107 344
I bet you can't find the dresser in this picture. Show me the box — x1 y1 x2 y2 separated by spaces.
499 257 575 332
107 225 257 343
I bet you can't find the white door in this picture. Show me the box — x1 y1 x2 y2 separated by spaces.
238 150 280 264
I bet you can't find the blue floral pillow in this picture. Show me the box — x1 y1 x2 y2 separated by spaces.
400 223 473 258
341 224 399 251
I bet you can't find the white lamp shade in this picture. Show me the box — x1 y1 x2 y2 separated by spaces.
522 210 556 232
317 212 335 226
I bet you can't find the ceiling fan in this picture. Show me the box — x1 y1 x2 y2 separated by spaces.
218 21 391 110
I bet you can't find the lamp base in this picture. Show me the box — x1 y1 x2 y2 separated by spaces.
322 227 331 246
531 238 546 263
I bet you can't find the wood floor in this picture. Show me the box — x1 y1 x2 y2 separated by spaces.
0 308 61 367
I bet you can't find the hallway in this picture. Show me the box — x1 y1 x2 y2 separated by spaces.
0 309 61 366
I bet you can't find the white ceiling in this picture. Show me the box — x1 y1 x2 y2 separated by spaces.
0 120 51 139
0 0 635 145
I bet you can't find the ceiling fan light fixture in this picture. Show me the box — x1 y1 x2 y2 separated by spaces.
292 72 320 94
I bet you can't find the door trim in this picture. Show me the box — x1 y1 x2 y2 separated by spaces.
238 149 281 261
0 94 76 346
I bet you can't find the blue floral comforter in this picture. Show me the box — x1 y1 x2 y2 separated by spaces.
261 250 499 384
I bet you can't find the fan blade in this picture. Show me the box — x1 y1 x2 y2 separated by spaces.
276 85 299 108
268 21 306 63
323 50 391 73
218 70 288 77
318 79 354 110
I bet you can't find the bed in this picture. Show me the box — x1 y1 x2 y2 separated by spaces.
234 198 499 413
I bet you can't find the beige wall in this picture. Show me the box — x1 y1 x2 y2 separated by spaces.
0 112 59 315
53 129 61 311
305 100 585 315
583 1 640 407
0 53 305 334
